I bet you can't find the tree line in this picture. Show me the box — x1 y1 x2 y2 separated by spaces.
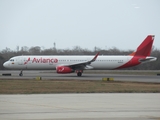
0 46 160 70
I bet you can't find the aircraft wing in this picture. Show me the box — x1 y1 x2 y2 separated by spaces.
59 52 99 70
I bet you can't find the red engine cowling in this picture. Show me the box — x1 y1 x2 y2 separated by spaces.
56 66 74 74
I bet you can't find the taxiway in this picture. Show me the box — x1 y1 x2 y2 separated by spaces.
0 70 160 83
0 94 160 120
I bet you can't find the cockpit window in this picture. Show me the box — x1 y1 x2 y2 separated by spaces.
9 59 14 61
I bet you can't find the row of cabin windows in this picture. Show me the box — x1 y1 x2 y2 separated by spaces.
58 60 124 62
10 59 123 62
9 57 124 62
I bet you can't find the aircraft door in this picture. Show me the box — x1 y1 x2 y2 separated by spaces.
18 56 26 69
49 58 53 65
18 57 24 65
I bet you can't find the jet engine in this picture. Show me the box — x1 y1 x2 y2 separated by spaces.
56 66 74 73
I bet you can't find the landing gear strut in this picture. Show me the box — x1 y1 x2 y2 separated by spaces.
19 70 23 76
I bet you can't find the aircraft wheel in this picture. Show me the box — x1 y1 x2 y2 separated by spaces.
77 72 82 77
19 73 23 76
19 71 23 76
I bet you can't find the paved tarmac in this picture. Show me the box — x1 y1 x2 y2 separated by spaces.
0 70 160 83
0 94 160 120
0 70 160 120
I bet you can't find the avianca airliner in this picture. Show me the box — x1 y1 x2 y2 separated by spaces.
3 35 157 76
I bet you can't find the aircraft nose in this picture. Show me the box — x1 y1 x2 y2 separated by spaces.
3 62 8 68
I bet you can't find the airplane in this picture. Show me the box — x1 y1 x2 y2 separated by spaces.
3 35 157 77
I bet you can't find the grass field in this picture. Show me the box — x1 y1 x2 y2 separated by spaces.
0 79 160 94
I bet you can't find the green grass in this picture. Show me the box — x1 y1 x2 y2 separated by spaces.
0 79 160 94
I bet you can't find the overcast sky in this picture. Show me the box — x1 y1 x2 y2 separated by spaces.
0 0 160 51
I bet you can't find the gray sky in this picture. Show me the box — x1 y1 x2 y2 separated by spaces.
0 0 160 51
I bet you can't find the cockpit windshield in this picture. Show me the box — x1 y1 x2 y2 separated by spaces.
9 59 14 61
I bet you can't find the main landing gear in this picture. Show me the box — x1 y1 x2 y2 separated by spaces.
76 70 83 77
19 70 23 76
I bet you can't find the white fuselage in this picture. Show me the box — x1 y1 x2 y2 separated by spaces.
3 55 157 70
3 55 155 70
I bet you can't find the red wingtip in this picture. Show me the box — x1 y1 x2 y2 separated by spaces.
92 52 99 61
94 52 99 60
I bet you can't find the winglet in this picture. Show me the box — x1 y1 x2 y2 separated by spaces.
129 35 154 56
90 52 99 62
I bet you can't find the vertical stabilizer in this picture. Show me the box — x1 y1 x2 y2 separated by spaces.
130 35 154 57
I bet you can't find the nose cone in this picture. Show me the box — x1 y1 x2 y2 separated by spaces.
3 62 9 68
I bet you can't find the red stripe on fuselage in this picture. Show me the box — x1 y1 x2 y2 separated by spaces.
116 56 145 69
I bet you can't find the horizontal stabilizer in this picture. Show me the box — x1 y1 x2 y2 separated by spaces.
139 57 157 63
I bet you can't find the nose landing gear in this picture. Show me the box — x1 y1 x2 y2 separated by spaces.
19 70 23 76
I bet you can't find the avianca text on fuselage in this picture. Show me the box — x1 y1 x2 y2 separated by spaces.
26 57 58 64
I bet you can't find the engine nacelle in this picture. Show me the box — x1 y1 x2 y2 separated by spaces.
56 66 74 74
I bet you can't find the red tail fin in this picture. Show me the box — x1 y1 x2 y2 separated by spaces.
130 35 154 57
